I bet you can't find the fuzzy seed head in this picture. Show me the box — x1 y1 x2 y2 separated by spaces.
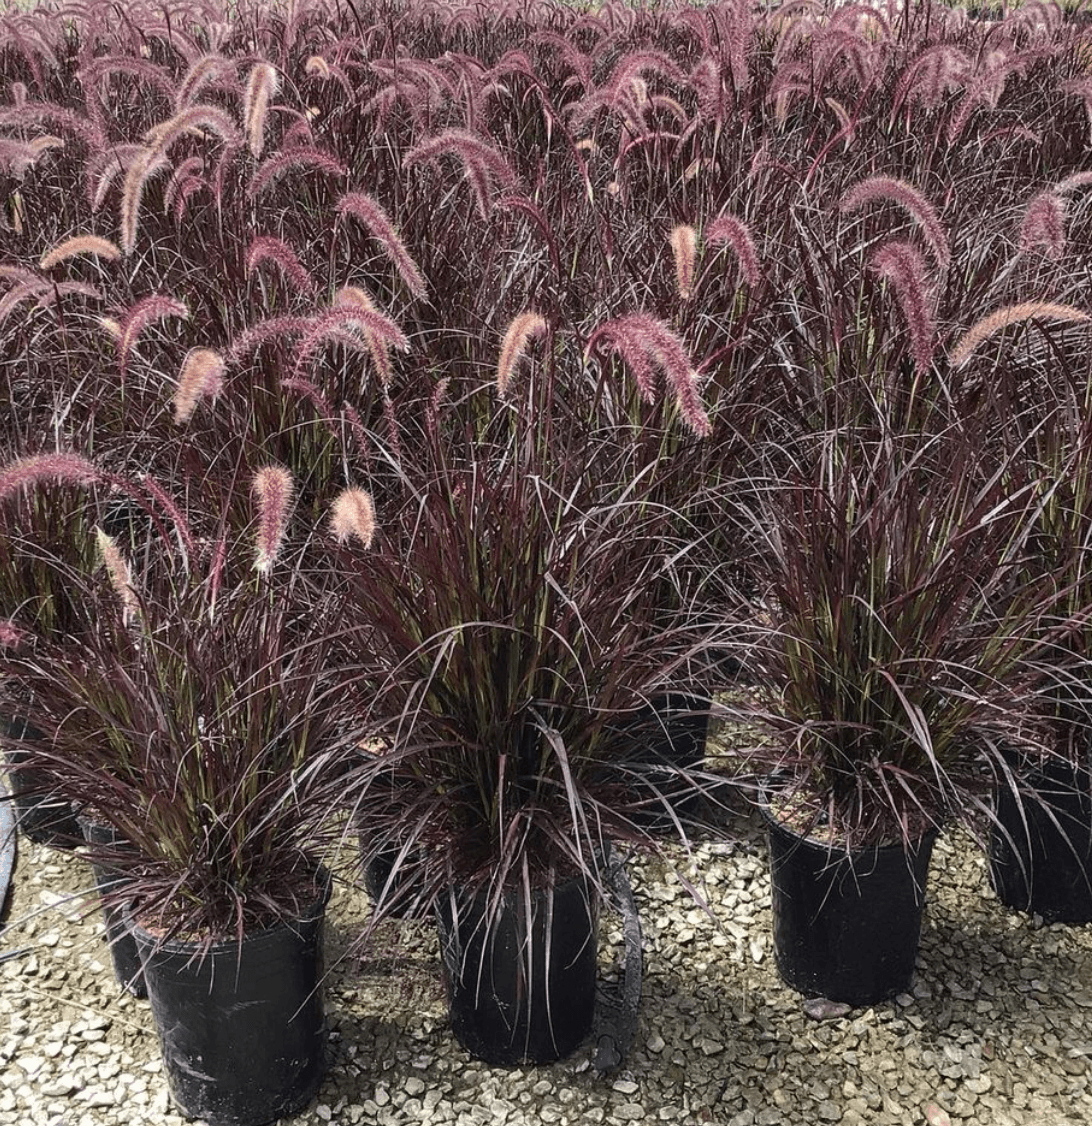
244 62 279 158
670 224 698 301
949 302 1091 368
330 488 376 548
0 452 99 503
252 466 294 574
173 348 225 423
95 526 139 623
496 311 547 398
39 235 120 271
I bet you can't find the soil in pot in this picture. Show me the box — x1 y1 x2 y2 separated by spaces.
77 817 146 997
989 753 1092 924
761 796 937 1007
0 716 81 848
436 871 599 1066
131 867 330 1126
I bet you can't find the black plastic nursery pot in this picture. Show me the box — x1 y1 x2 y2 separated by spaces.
360 834 427 920
761 797 937 1007
436 871 599 1066
0 715 81 848
131 867 331 1126
989 754 1092 924
619 692 712 833
77 817 147 998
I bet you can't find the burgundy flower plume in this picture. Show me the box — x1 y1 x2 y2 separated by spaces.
0 452 100 503
670 225 698 301
173 348 226 424
840 176 950 270
705 214 762 288
329 489 376 548
949 302 1091 368
586 313 711 438
1019 190 1067 260
869 241 936 375
335 192 428 299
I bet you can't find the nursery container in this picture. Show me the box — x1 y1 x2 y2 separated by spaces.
989 753 1092 924
77 816 146 997
1 715 81 847
437 871 599 1065
131 867 330 1126
761 797 937 1006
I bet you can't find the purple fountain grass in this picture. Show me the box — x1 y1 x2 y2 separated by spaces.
119 146 169 256
335 192 428 299
292 303 408 383
496 311 547 398
587 313 711 438
143 103 241 154
1019 190 1067 259
333 286 398 386
228 315 313 364
38 234 120 270
0 134 63 178
115 294 189 380
77 53 175 102
949 302 1091 368
175 53 239 110
173 348 225 424
670 225 698 301
330 488 376 548
87 143 150 212
245 235 317 296
243 61 279 159
840 175 951 270
1055 171 1092 194
403 127 518 215
252 465 294 575
0 452 100 503
704 214 762 288
247 145 348 198
94 526 138 624
139 473 196 562
869 241 936 376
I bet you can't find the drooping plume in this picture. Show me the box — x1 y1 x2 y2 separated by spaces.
704 214 762 288
949 301 1091 367
115 294 189 379
173 348 226 423
248 146 347 198
0 452 99 502
252 466 294 574
39 235 120 271
869 241 936 374
95 526 139 624
245 235 316 295
840 175 950 270
335 192 427 298
403 128 518 217
586 313 711 438
119 146 169 255
670 225 698 301
1019 190 1067 259
243 62 279 158
330 488 376 548
333 287 399 386
496 311 547 397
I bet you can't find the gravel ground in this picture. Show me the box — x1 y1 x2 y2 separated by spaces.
1 810 1091 1126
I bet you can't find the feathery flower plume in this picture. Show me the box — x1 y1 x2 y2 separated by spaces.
335 192 427 298
39 234 120 271
1019 190 1067 259
1056 171 1092 195
116 294 189 379
173 348 225 423
143 104 241 154
330 488 376 548
295 302 408 377
333 287 398 385
35 281 102 311
403 128 517 215
140 473 196 561
586 313 711 437
0 620 27 650
496 311 547 397
869 241 936 374
705 214 762 287
248 146 347 198
0 282 46 324
949 302 1091 368
245 235 316 295
243 62 279 158
840 176 950 270
252 466 294 574
305 55 331 79
87 143 147 212
0 452 99 503
0 134 63 178
175 53 236 109
119 146 168 255
670 224 698 301
163 156 206 214
95 526 139 624
228 315 312 364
